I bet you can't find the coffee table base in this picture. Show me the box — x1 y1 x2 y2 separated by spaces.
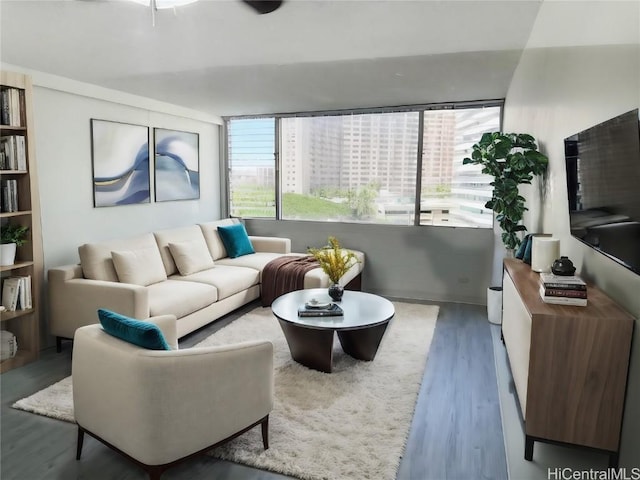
337 322 389 361
278 319 390 373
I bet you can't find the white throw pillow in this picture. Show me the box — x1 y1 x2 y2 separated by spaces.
111 247 168 286
168 239 215 276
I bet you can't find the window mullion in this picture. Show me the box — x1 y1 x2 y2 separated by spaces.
414 111 424 227
275 118 281 220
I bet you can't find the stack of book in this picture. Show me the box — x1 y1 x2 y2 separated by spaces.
298 302 344 317
539 272 587 306
1 276 32 312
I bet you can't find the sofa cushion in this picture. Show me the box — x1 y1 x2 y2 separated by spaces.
146 279 217 318
217 223 255 258
79 233 159 282
98 308 171 350
168 239 215 276
153 225 208 276
170 265 259 300
199 218 238 260
216 252 294 281
111 247 168 286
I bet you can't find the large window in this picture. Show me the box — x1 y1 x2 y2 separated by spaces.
226 103 501 227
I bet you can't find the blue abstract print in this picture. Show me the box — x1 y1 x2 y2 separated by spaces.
92 120 150 207
154 129 199 202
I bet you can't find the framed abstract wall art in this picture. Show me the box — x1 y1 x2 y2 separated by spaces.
153 128 200 202
91 119 150 207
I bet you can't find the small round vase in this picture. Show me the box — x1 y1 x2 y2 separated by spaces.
328 283 344 302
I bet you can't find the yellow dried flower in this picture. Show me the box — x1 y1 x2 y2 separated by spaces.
308 236 360 284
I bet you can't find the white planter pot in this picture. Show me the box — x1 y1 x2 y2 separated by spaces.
0 243 17 266
487 286 503 325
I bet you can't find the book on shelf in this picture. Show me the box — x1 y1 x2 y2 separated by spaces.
0 88 22 127
0 135 26 170
539 272 587 290
539 285 587 306
2 277 20 311
1 276 32 312
542 287 587 299
298 303 344 317
1 178 19 212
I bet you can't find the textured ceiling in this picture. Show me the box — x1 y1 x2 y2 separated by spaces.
0 0 544 116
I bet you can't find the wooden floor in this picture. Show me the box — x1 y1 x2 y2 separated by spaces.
0 300 507 480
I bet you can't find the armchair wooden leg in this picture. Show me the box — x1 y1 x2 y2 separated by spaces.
261 415 269 450
56 337 63 353
76 426 85 460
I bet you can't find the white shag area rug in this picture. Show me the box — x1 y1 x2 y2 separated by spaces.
13 301 438 480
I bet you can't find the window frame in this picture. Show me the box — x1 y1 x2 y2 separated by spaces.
223 99 504 227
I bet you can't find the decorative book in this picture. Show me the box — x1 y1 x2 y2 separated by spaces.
539 285 587 306
539 272 587 290
298 303 344 317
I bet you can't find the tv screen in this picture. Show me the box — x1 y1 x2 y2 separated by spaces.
565 108 640 274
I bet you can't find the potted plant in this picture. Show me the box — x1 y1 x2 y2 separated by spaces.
1 223 29 266
463 132 548 252
463 132 548 324
308 236 360 301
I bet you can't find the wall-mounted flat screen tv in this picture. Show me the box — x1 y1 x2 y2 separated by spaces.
565 108 640 274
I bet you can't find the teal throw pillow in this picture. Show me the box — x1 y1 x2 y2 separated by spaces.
217 223 255 258
98 308 171 350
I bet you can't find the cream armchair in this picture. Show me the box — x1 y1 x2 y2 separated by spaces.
72 314 274 480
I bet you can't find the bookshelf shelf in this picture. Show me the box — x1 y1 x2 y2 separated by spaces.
0 348 34 373
1 70 43 372
0 125 26 134
1 308 34 322
1 210 32 218
1 261 34 273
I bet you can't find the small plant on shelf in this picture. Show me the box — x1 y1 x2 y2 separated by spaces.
0 223 29 266
1 223 29 246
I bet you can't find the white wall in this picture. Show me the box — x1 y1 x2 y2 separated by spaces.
503 0 640 467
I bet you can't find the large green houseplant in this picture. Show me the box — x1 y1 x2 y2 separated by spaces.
463 132 548 251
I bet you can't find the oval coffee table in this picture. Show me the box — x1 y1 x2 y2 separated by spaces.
271 288 395 373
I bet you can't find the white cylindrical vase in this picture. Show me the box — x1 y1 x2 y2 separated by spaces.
0 243 17 266
531 237 560 273
487 286 503 325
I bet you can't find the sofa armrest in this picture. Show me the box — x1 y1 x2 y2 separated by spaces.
72 326 274 465
48 266 149 339
250 236 291 254
145 314 178 350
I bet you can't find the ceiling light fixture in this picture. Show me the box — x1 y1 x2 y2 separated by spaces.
129 0 198 8
127 0 199 26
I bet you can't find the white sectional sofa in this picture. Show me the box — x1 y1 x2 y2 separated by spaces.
48 218 365 349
